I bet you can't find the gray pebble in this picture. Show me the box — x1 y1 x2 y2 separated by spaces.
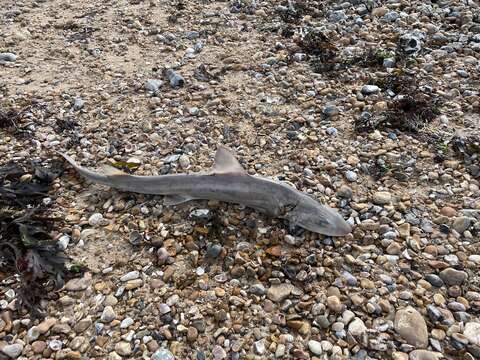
146 79 164 92
345 171 358 182
361 85 380 95
326 127 338 136
1 344 23 358
73 97 85 111
100 306 116 323
151 348 175 360
0 52 17 62
120 271 139 282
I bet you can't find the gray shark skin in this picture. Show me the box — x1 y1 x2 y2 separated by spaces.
59 146 352 236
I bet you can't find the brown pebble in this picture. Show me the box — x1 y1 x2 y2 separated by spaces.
440 206 457 217
147 340 159 352
32 341 47 354
187 326 198 342
163 266 175 282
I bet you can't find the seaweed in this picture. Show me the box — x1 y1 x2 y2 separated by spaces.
355 73 441 133
0 159 82 317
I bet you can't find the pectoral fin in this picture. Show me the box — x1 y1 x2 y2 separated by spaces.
210 145 246 175
100 164 127 176
164 194 195 206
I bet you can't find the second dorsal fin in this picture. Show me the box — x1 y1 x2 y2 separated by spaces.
210 145 246 174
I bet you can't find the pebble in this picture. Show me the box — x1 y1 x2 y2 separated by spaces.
1 344 23 358
337 185 353 199
464 322 480 345
394 306 428 348
120 317 134 328
73 97 85 111
327 295 343 313
212 345 227 359
31 341 46 354
115 342 132 356
88 213 104 226
361 85 380 95
151 348 175 360
267 284 293 303
0 53 17 62
146 79 164 92
254 339 265 355
326 127 338 136
120 271 139 282
100 306 116 322
452 216 471 233
348 318 367 336
65 274 92 291
409 350 443 360
308 340 322 355
373 191 392 205
345 171 358 182
439 268 468 286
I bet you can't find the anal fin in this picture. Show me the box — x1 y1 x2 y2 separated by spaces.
164 194 195 206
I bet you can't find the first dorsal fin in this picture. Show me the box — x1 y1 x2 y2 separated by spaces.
100 164 127 176
210 145 246 174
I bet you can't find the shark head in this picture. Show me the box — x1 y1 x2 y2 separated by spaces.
282 194 352 236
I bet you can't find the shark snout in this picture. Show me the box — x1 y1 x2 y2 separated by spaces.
328 213 353 236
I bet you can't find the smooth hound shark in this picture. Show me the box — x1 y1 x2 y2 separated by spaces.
60 146 352 236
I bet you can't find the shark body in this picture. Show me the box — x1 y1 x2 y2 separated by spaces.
60 146 352 236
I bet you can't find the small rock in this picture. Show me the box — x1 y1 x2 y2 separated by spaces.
326 295 343 313
394 306 428 348
100 306 116 323
74 317 92 333
0 53 17 62
250 284 266 296
337 185 353 199
464 322 480 346
348 318 367 336
440 207 456 217
88 213 104 226
31 341 46 354
37 318 57 334
1 344 23 358
120 271 139 282
254 339 265 355
120 317 134 329
398 223 410 238
308 340 322 355
267 284 294 303
212 345 227 359
115 342 132 356
326 127 338 136
65 274 92 291
452 216 472 233
373 191 392 205
151 348 175 360
439 268 468 286
361 85 380 95
73 98 84 111
146 79 163 92
187 326 198 342
409 350 442 360
345 171 358 182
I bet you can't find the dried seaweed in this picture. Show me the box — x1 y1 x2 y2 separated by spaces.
355 73 441 133
0 160 81 317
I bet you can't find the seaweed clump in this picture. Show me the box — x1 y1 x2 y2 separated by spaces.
0 159 82 317
355 74 441 133
294 28 338 73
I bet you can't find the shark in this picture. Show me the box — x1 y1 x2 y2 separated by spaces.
59 146 352 236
